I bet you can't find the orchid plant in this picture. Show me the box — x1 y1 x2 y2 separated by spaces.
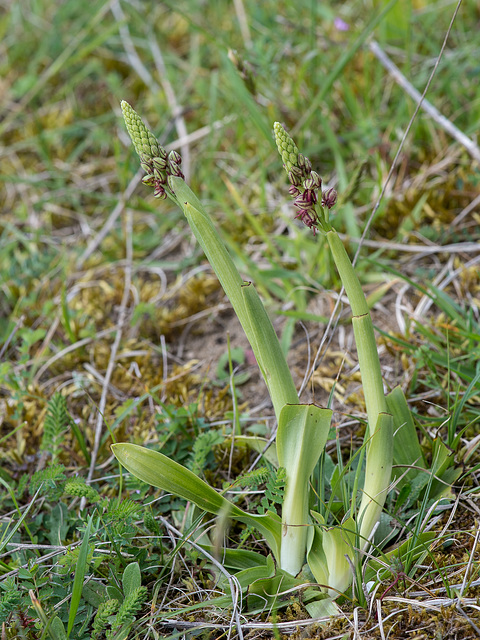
112 102 428 608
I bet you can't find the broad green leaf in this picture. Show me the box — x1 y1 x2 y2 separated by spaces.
304 595 341 618
106 585 123 602
122 562 141 596
201 546 269 571
308 513 357 596
81 581 107 607
49 616 67 640
277 404 333 482
112 443 281 559
247 567 305 612
306 525 329 588
387 385 425 487
169 176 209 217
364 531 436 583
276 404 332 576
218 554 276 593
428 438 461 500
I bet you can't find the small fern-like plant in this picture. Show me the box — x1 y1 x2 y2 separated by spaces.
41 392 71 463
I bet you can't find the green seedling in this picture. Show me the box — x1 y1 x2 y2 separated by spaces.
113 103 423 601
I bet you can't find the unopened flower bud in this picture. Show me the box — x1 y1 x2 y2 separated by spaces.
289 185 301 197
303 176 315 190
168 150 182 165
167 175 178 194
153 168 167 184
140 161 153 174
288 170 303 187
154 183 167 199
322 188 337 209
295 209 318 234
153 156 168 171
168 163 185 179
295 189 317 208
310 171 322 189
142 174 156 187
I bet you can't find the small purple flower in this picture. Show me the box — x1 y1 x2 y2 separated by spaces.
294 188 317 209
334 17 349 32
295 209 319 235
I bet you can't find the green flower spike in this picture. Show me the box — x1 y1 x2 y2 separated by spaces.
273 121 301 173
121 100 161 162
121 101 184 200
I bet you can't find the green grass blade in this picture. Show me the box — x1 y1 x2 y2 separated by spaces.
67 514 94 637
296 0 400 132
0 482 41 553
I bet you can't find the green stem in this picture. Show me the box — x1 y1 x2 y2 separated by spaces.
326 230 387 428
242 283 299 417
171 177 299 420
325 229 392 546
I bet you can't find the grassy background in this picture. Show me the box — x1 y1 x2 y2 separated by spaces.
1 0 480 637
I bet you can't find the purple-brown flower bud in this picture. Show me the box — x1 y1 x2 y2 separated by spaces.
140 161 153 174
168 150 182 165
168 163 185 179
310 171 322 189
153 168 167 184
142 174 156 187
154 183 167 199
322 188 337 209
153 156 168 171
295 189 317 209
288 170 303 187
295 209 319 235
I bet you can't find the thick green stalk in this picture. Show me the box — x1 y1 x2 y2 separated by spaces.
276 404 332 575
241 283 299 416
357 412 393 547
171 177 299 419
325 229 392 545
326 230 387 428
